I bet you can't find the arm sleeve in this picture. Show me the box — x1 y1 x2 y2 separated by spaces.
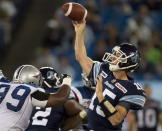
118 101 131 112
119 94 146 110
31 90 50 107
88 61 102 85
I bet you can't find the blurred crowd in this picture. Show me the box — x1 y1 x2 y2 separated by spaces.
1 0 162 81
0 0 31 56
34 0 162 81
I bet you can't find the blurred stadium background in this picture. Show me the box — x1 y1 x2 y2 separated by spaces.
0 0 162 109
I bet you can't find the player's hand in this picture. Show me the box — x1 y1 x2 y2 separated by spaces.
72 20 86 34
96 74 104 102
57 74 72 87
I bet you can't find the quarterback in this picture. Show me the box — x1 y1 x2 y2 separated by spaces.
73 21 146 131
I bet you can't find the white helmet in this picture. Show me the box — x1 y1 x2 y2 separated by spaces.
13 65 42 86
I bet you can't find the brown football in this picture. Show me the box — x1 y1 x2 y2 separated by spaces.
62 2 88 21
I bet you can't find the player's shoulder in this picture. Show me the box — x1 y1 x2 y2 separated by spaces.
93 61 108 70
119 80 146 110
98 62 111 77
100 62 109 71
119 80 145 95
16 83 44 92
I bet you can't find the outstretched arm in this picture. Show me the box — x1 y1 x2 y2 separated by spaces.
73 21 93 75
31 76 72 107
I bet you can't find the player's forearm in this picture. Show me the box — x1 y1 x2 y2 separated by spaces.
75 31 87 61
55 84 71 98
108 105 127 126
99 98 127 126
47 85 70 107
74 32 93 75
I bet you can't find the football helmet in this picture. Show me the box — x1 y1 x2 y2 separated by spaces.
13 65 42 86
102 43 140 72
39 67 60 88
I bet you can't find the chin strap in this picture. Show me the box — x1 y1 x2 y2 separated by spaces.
109 64 120 72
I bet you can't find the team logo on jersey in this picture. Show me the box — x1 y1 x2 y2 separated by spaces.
115 83 127 93
101 71 108 78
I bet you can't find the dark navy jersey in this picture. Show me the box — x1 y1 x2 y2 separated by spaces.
26 86 74 131
135 99 161 131
72 85 94 108
87 61 146 131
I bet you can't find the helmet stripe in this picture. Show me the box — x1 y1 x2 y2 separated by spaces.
16 65 24 79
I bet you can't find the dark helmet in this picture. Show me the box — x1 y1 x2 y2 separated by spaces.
102 43 140 72
39 67 60 88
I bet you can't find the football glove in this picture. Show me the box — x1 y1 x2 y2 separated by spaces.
56 74 72 87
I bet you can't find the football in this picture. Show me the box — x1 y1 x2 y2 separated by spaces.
62 2 88 21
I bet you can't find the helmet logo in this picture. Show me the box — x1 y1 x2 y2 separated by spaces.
47 71 55 80
131 51 139 63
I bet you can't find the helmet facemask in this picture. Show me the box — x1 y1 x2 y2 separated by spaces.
102 46 138 72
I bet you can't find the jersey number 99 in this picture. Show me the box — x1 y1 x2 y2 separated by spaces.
0 84 31 112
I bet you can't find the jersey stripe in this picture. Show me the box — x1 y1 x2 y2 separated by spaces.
16 65 25 79
119 95 146 107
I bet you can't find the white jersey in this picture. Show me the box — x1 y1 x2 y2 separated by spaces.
0 80 45 131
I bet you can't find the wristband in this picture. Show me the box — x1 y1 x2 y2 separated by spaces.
100 99 117 117
62 77 72 87
79 110 87 119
